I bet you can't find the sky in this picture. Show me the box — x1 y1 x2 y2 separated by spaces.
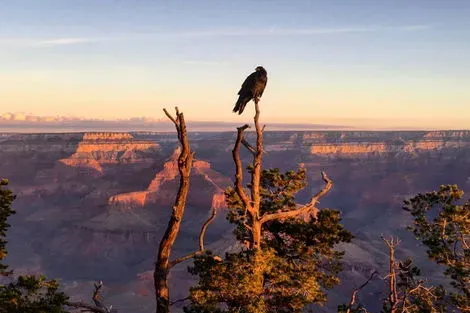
1 0 469 130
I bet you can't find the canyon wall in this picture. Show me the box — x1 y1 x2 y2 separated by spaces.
108 147 230 210
1 130 469 313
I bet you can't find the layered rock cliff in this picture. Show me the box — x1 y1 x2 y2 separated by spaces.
59 132 160 174
303 130 470 158
108 147 230 210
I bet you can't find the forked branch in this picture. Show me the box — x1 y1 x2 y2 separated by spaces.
241 138 256 156
66 281 113 313
163 108 178 126
381 236 401 313
260 171 333 223
231 100 334 249
155 107 194 313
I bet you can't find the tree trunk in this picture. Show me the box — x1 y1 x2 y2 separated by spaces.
154 108 193 313
155 170 191 313
251 220 262 249
383 236 399 313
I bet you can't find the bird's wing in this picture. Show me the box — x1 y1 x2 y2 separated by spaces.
253 76 267 98
258 76 267 97
238 72 257 95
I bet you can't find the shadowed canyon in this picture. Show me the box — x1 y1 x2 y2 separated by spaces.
1 130 469 312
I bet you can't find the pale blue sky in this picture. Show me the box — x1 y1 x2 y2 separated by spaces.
1 0 469 129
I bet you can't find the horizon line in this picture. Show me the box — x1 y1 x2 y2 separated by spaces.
1 113 468 132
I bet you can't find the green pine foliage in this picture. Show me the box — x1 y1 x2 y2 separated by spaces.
403 184 469 311
339 185 468 313
0 178 16 276
186 167 352 313
0 178 70 313
393 258 446 313
0 275 69 313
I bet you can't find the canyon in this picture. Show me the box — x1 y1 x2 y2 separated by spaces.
1 130 469 312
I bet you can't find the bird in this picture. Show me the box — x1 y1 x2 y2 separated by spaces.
233 66 268 115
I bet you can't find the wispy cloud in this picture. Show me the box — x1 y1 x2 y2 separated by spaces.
182 60 222 66
398 24 432 31
166 24 432 37
163 27 373 37
33 37 97 47
0 36 114 48
0 24 431 48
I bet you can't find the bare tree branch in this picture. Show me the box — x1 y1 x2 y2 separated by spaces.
260 171 333 224
241 138 256 156
251 101 263 218
382 236 401 313
163 108 178 126
66 281 113 313
67 302 109 313
242 219 253 231
199 207 217 251
92 281 105 308
232 124 253 214
170 296 191 306
169 252 195 267
345 271 377 313
170 207 217 267
155 107 194 313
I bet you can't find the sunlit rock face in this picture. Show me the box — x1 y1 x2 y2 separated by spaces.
59 132 159 175
1 130 470 313
305 130 470 158
108 147 230 210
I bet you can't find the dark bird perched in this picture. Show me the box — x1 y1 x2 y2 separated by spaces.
233 66 268 115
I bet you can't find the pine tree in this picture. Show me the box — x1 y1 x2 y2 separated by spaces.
0 178 15 276
339 184 469 313
0 178 69 313
185 103 352 313
404 184 469 312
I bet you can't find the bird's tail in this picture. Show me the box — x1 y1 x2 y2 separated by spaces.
233 96 251 115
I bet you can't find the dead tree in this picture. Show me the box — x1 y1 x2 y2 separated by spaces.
343 236 440 313
232 100 333 250
66 281 115 313
381 236 439 313
154 107 217 313
341 271 377 313
382 236 400 313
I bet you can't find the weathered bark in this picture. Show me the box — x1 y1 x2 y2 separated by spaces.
251 219 262 250
250 101 263 249
154 107 218 313
155 107 194 313
232 124 252 212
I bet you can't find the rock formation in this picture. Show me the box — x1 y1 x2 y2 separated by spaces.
108 147 230 210
59 132 159 175
1 130 470 313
